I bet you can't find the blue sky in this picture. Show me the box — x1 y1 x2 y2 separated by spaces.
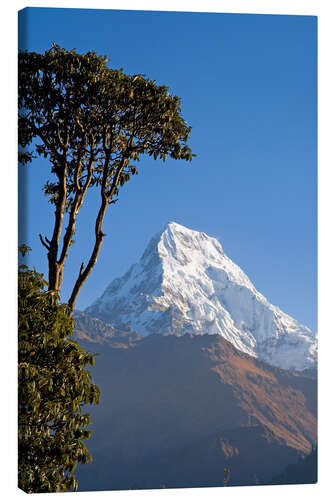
18 8 317 330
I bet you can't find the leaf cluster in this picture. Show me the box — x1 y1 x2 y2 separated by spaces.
18 43 194 208
18 45 195 308
18 264 100 493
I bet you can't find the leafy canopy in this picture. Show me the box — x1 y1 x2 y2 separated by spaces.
18 44 194 308
18 43 193 202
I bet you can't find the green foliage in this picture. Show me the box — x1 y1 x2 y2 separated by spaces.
18 244 32 257
18 264 100 493
18 43 195 307
18 43 194 206
223 467 231 486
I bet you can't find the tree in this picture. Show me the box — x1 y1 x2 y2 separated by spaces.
18 256 100 493
18 43 194 310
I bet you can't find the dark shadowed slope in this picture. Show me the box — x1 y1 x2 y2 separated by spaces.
271 446 317 485
76 333 317 491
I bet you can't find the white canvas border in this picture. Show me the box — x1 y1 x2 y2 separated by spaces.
1 1 331 499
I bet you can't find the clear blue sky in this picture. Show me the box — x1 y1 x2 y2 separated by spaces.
18 8 317 331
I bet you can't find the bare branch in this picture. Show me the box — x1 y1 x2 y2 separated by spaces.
39 234 50 251
57 149 96 270
67 153 124 311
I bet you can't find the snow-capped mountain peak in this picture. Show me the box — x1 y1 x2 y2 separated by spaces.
85 222 317 371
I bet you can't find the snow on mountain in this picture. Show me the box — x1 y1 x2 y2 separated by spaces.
85 222 317 371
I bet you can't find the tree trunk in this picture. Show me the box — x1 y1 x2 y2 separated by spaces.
46 155 68 293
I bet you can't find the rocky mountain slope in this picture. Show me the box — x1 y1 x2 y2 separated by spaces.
73 310 141 348
85 222 317 371
76 333 317 490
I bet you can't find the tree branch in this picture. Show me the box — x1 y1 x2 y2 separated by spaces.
67 154 126 311
58 150 95 271
39 234 50 251
78 262 85 277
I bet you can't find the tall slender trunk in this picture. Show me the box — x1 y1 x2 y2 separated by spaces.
47 160 67 292
68 156 126 311
67 195 108 311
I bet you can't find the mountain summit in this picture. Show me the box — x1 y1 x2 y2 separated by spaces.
85 222 317 371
